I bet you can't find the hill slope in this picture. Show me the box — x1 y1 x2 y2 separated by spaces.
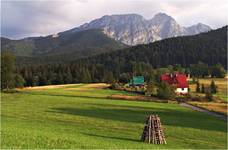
78 26 227 68
13 26 226 66
1 29 126 60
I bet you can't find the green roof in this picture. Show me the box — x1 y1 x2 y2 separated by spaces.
130 76 144 85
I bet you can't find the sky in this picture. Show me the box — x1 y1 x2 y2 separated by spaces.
1 0 228 39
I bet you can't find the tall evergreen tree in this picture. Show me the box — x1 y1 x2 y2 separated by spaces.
81 68 91 83
210 80 217 94
210 64 226 78
1 52 16 89
15 74 25 88
196 81 201 93
205 88 213 101
201 84 205 93
64 68 73 84
157 82 176 100
104 71 114 84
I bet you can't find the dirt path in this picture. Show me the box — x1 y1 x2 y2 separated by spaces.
20 84 78 90
82 83 109 89
180 103 227 121
108 94 168 103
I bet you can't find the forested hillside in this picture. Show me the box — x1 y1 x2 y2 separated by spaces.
83 26 227 68
1 29 126 62
11 26 227 87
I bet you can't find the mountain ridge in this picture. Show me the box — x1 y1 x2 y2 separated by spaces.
1 29 126 59
1 12 212 58
14 26 227 67
64 12 211 45
75 26 227 68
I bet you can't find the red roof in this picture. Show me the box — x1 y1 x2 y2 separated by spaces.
161 73 188 88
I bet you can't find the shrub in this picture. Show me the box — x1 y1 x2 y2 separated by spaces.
205 88 213 102
157 82 176 100
110 83 119 89
210 80 217 94
146 81 156 96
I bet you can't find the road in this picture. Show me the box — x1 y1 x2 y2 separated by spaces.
180 103 227 121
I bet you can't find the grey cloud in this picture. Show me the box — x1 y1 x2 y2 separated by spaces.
1 0 227 39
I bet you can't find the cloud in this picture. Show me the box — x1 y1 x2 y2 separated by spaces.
1 0 227 39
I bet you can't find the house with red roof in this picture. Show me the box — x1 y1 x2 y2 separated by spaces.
161 73 189 94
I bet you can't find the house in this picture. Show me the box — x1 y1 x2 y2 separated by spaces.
129 76 145 86
161 73 189 94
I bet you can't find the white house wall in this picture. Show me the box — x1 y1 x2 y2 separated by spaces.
176 88 188 94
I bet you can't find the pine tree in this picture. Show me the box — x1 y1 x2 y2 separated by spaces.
205 88 213 101
39 75 48 86
15 74 25 88
210 64 226 78
57 73 64 84
104 71 114 84
64 68 73 84
32 75 39 86
157 82 176 100
81 68 91 83
210 80 217 94
1 52 16 90
201 84 205 93
196 81 200 93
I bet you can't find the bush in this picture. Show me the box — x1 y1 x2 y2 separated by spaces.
110 83 119 89
146 81 156 96
205 88 213 101
157 82 176 100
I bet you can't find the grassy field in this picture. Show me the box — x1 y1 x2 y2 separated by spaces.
1 84 227 149
189 78 227 101
188 78 227 115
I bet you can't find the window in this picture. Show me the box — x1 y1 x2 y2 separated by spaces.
182 88 184 91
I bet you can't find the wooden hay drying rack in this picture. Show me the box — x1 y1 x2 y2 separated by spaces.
141 114 167 144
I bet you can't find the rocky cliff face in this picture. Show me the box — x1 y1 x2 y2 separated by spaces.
65 13 211 45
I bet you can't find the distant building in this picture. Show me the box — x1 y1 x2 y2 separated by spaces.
161 73 189 94
129 76 145 86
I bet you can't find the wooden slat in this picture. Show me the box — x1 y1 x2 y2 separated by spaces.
141 114 167 144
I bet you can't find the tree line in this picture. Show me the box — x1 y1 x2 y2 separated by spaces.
1 52 226 90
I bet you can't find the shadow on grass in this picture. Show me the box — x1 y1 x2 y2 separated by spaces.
83 133 140 142
47 103 227 133
21 91 165 103
21 91 106 100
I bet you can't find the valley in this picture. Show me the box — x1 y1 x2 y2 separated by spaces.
1 84 227 149
1 3 227 149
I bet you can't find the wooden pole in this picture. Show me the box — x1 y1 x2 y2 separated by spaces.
141 114 167 144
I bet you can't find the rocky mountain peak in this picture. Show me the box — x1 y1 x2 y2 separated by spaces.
186 23 211 34
151 13 174 21
64 13 211 45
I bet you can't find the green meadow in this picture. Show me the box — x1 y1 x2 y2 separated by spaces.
1 84 227 149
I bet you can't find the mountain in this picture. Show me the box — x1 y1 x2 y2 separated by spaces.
1 12 212 60
186 23 211 35
65 13 211 45
76 26 227 68
15 26 226 87
16 26 227 68
1 29 126 60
